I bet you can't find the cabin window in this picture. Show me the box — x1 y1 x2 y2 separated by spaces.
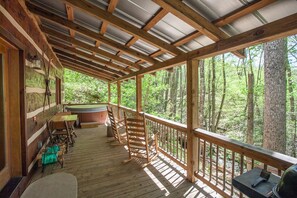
56 77 61 105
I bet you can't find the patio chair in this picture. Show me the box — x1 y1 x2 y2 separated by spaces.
106 106 126 145
123 112 159 167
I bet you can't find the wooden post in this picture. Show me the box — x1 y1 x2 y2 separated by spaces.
117 80 121 118
186 59 199 182
108 82 111 104
136 75 142 113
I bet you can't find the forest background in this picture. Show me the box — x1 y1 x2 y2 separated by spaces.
64 35 297 157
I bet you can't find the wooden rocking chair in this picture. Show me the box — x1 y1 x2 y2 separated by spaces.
107 106 126 145
123 112 159 167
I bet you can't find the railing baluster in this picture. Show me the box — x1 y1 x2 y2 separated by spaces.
209 142 213 181
216 145 219 185
197 137 200 174
203 140 206 177
231 151 235 196
223 148 226 190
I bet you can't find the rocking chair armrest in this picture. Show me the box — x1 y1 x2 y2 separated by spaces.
116 119 125 124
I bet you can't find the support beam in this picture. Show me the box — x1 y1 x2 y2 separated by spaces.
114 13 297 82
136 75 142 113
173 31 202 47
26 1 157 64
186 59 199 182
117 80 121 118
40 26 143 70
62 0 182 56
49 39 132 74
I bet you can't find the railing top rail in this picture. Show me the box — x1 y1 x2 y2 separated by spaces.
194 128 297 170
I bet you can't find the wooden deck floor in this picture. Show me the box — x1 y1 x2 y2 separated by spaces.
30 126 222 198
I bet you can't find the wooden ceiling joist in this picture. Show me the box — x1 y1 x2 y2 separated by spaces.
60 58 117 80
48 39 132 74
26 1 157 64
114 13 297 82
62 0 182 56
40 26 143 70
54 49 124 76
173 31 202 47
63 63 112 82
153 0 245 58
65 4 75 38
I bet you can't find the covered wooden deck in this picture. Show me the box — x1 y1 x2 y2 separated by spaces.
30 126 221 198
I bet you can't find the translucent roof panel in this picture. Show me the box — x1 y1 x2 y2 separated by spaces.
152 13 196 42
258 0 297 23
73 7 102 33
32 0 67 18
105 25 133 44
114 0 160 26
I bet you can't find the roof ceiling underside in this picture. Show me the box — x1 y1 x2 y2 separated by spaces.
26 0 297 82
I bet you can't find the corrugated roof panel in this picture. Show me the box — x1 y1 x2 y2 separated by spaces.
131 39 159 55
229 13 264 34
181 40 204 51
76 47 93 55
120 54 139 63
105 25 133 43
73 7 102 33
193 35 215 46
32 0 67 18
155 53 174 62
41 19 69 35
75 32 96 46
184 0 244 21
94 54 110 61
99 43 118 55
258 0 297 23
48 36 72 47
152 13 196 42
115 0 160 25
85 0 108 11
148 29 172 43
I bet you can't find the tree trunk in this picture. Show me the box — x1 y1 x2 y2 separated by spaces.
211 57 216 132
263 38 286 154
199 60 205 129
215 55 226 132
247 73 254 145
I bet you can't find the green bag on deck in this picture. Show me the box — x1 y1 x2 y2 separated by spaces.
41 145 60 165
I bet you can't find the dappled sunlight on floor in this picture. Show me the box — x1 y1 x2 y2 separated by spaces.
30 126 222 198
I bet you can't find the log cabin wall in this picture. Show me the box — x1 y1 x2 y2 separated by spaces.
0 0 63 195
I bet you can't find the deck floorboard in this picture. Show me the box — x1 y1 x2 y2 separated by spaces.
30 126 222 198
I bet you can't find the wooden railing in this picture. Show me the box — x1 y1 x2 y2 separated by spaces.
109 104 187 168
109 104 297 197
194 128 297 198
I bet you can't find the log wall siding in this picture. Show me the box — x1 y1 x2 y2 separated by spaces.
0 0 64 182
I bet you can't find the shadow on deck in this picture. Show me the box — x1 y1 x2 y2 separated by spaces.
30 126 222 198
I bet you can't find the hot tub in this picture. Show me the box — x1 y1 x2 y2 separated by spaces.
65 105 107 125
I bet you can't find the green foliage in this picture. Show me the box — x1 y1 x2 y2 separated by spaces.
64 69 108 104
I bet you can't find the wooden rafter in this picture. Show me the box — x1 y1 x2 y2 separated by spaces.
63 63 112 81
213 0 277 27
65 4 75 38
54 49 125 76
49 39 132 74
59 58 117 80
26 1 157 64
114 13 297 82
153 0 245 58
40 26 143 70
172 31 202 47
62 0 182 56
